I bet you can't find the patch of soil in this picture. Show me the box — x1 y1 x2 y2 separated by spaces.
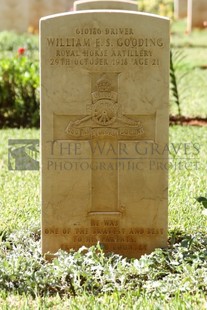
170 115 207 127
198 64 207 70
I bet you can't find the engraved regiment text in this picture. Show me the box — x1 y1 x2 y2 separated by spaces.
47 27 164 67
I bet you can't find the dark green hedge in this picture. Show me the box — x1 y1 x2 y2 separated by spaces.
0 56 39 128
0 32 39 128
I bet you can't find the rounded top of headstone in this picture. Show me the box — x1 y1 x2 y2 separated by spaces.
74 0 138 11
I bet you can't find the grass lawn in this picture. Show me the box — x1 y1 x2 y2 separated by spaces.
0 127 206 309
170 19 207 117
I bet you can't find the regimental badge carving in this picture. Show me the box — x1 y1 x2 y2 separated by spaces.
92 81 118 126
65 74 144 138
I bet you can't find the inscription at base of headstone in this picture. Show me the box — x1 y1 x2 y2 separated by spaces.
40 1 169 259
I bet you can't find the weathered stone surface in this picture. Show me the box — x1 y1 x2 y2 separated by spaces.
74 0 138 11
187 0 207 32
40 6 169 258
0 0 29 33
29 0 72 32
0 0 73 33
174 0 187 19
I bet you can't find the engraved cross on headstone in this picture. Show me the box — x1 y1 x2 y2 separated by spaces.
64 72 144 215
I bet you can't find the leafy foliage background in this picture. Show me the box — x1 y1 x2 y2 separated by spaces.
0 32 39 128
